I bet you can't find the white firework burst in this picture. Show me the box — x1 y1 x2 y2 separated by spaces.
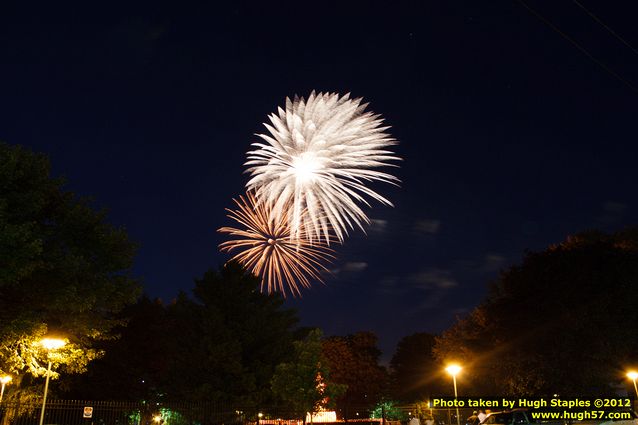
245 91 400 243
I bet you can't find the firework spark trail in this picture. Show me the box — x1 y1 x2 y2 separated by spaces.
218 192 335 297
245 91 400 244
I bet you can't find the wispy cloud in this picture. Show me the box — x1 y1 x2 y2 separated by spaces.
342 262 368 272
379 276 399 286
452 253 507 274
377 275 400 294
414 219 441 235
377 268 462 313
331 261 368 275
408 268 458 289
482 253 506 272
598 201 627 226
411 291 447 311
451 307 469 316
369 219 388 232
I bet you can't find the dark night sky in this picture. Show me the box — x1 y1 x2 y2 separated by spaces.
1 1 637 361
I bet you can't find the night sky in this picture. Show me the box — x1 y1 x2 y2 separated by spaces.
2 1 637 361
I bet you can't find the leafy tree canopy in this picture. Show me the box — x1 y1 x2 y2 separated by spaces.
390 332 446 402
272 329 346 421
63 262 299 407
434 228 638 396
322 332 387 413
370 401 408 421
0 142 140 393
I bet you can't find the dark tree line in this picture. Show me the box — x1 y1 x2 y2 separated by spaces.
0 141 140 401
322 332 388 415
61 278 397 411
4 141 638 406
388 229 638 401
433 229 638 396
389 332 447 402
61 262 300 408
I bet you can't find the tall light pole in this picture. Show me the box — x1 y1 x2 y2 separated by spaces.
39 338 66 425
0 375 12 403
627 371 638 398
445 364 462 425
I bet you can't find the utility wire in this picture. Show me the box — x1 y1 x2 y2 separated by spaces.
571 0 638 57
515 0 638 94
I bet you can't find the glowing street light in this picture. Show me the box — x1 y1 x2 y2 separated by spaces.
627 371 638 398
0 375 12 403
38 338 66 425
41 339 65 351
446 364 462 425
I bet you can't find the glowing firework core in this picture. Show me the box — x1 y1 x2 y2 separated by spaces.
292 152 322 184
246 91 400 243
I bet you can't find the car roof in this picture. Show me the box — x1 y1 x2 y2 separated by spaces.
480 409 529 424
486 409 529 415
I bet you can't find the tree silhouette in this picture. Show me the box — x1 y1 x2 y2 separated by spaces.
322 332 387 416
390 332 446 402
0 142 140 395
434 229 638 396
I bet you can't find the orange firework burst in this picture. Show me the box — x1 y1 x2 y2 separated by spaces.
218 192 334 297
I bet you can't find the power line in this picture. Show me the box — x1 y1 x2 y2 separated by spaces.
571 0 638 57
515 0 638 94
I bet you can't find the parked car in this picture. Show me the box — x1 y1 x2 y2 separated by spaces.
598 409 638 425
479 408 562 425
480 409 537 425
479 407 638 425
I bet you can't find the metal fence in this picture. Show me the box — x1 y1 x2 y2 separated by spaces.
0 400 249 425
0 400 463 425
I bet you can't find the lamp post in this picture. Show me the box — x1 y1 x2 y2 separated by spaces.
38 338 66 425
627 371 638 398
445 364 462 425
0 375 12 403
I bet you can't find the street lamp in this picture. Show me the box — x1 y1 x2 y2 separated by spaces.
0 375 12 403
446 364 462 425
627 371 638 398
38 338 66 425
